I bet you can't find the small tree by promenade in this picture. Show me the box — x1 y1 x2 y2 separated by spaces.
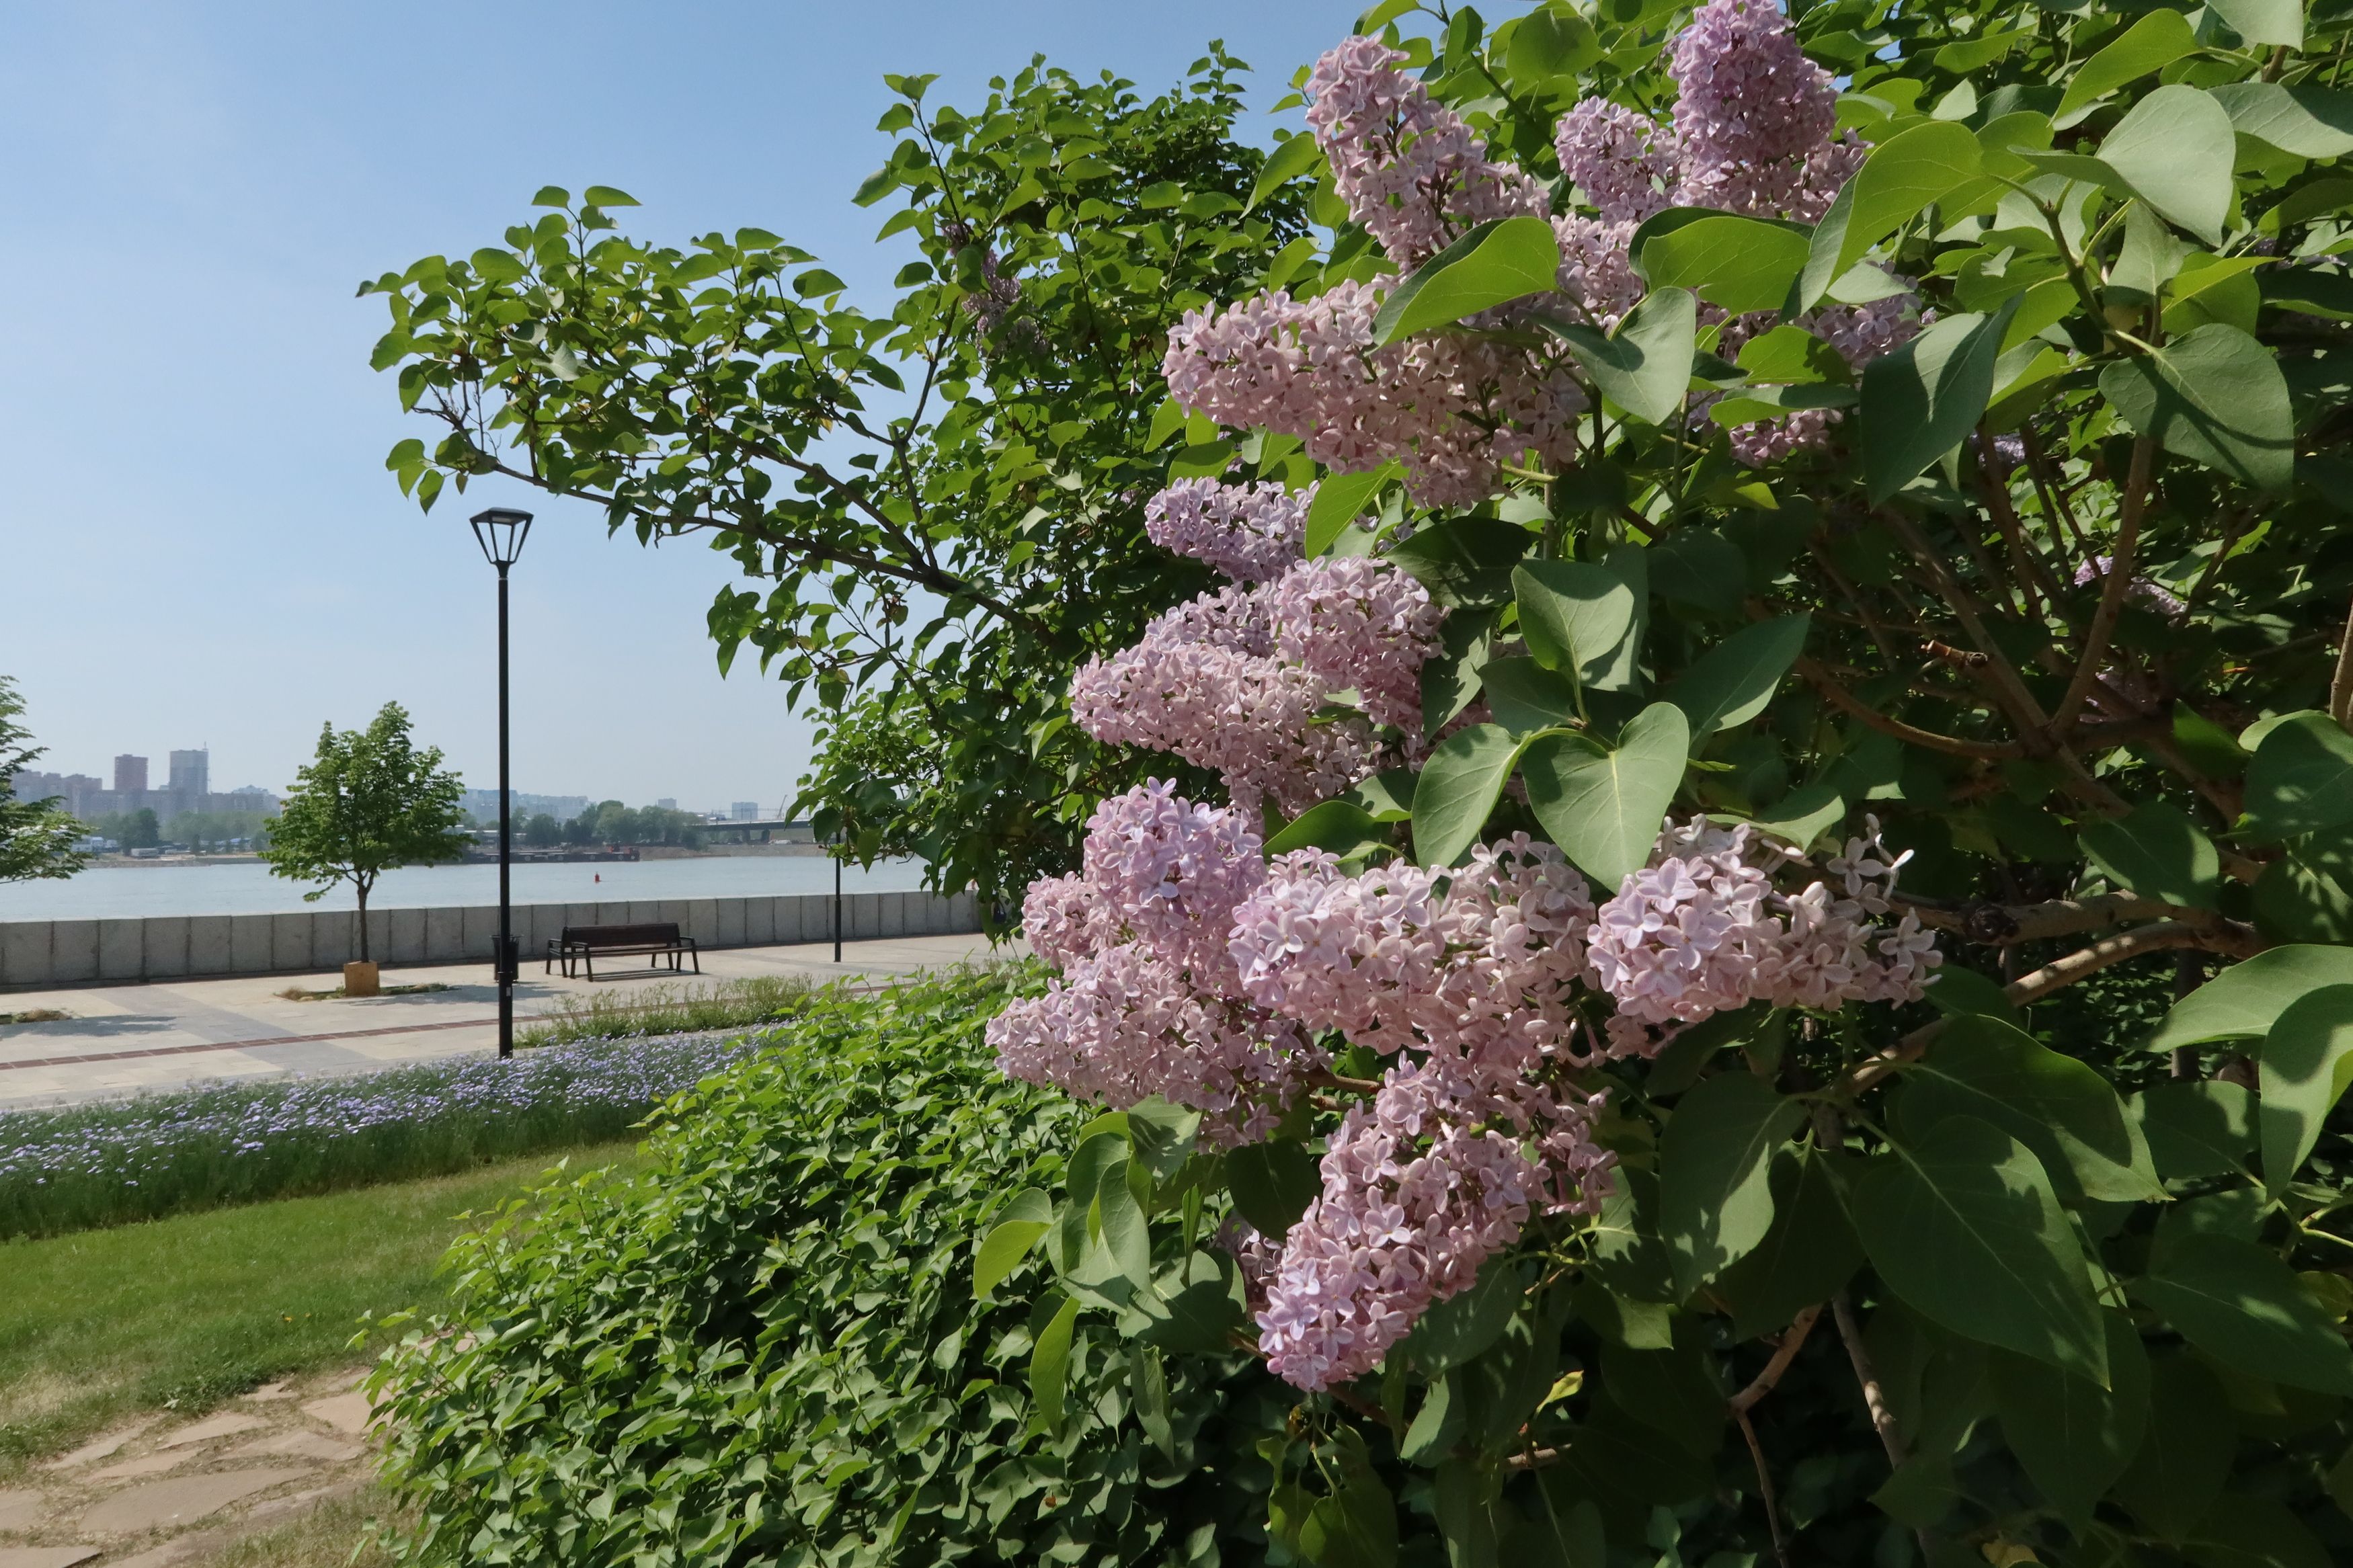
0 676 85 883
262 703 467 962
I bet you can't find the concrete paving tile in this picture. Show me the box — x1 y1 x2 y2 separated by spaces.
79 1468 305 1534
240 1479 359 1523
101 1541 210 1568
296 1394 371 1436
156 1413 268 1449
0 1549 102 1568
89 1452 192 1482
40 1422 153 1471
0 1491 43 1534
238 1382 293 1402
223 1431 358 1463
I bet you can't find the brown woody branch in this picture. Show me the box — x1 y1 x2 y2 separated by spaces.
2005 919 2263 1005
1897 891 2230 946
1974 427 2067 616
2052 436 2155 732
1793 659 2024 759
1882 511 2054 739
1831 1292 1910 1467
2332 587 2353 729
1728 1305 1823 1415
1836 917 2261 1098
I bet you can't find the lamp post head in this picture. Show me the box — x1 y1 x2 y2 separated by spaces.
469 507 534 568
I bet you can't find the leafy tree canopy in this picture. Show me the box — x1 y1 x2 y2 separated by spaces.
363 48 1307 911
261 702 467 960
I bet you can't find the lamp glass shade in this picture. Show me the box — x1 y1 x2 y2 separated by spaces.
469 507 534 567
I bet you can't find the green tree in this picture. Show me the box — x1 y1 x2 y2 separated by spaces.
119 809 160 852
0 676 86 882
522 812 561 848
364 50 1305 911
261 703 468 962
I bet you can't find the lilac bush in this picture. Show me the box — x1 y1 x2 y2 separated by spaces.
964 0 2353 1560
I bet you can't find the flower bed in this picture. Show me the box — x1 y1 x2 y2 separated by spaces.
0 1030 780 1237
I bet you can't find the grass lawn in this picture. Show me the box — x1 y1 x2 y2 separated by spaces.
0 1141 649 1479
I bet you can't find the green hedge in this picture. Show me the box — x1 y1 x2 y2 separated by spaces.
368 967 1290 1567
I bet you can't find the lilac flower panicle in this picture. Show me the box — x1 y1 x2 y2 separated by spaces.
1669 0 1840 218
1304 35 1548 267
1555 99 1679 226
1256 1055 1613 1390
1588 817 1940 1056
1267 556 1445 735
986 942 1319 1146
1144 478 1312 584
1081 780 1268 984
992 781 1319 1141
2073 554 2189 618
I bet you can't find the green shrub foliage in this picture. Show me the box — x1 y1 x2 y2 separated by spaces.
367 970 1291 1567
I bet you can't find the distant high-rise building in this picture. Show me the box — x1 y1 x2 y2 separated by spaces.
656 798 678 811
114 754 148 794
169 749 209 796
731 801 759 821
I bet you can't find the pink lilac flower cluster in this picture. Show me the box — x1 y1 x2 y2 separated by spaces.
1257 1054 1613 1389
1304 33 1548 267
1080 778 1269 986
1068 559 1439 813
1144 478 1313 585
1666 0 1862 223
1551 0 1911 463
1226 835 1619 1387
1266 555 1447 733
1230 835 1595 1062
1164 40 1583 506
1168 1 1920 492
988 782 1319 1143
1161 280 1521 508
1588 816 1939 1055
1068 583 1370 815
1708 294 1920 466
989 942 1314 1145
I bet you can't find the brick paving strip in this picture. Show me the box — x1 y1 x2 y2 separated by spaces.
0 1016 498 1073
0 977 908 1073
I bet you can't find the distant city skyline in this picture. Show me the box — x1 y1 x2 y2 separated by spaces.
16 733 787 827
12 745 280 828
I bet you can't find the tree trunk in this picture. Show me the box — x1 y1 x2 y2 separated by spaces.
356 880 370 963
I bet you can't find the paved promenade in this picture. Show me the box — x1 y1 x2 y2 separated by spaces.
0 933 1004 1110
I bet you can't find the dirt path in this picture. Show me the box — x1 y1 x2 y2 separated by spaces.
0 1366 378 1568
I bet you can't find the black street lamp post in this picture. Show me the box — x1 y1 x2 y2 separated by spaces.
469 507 532 1058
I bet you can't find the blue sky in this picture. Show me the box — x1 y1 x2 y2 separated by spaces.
0 2 1373 813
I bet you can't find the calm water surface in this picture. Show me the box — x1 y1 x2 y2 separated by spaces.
0 855 932 921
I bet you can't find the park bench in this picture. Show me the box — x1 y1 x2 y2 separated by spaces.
546 921 701 980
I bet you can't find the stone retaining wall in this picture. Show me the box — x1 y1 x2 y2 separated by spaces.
0 890 982 990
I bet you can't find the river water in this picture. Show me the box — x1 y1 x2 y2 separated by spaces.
0 854 932 921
